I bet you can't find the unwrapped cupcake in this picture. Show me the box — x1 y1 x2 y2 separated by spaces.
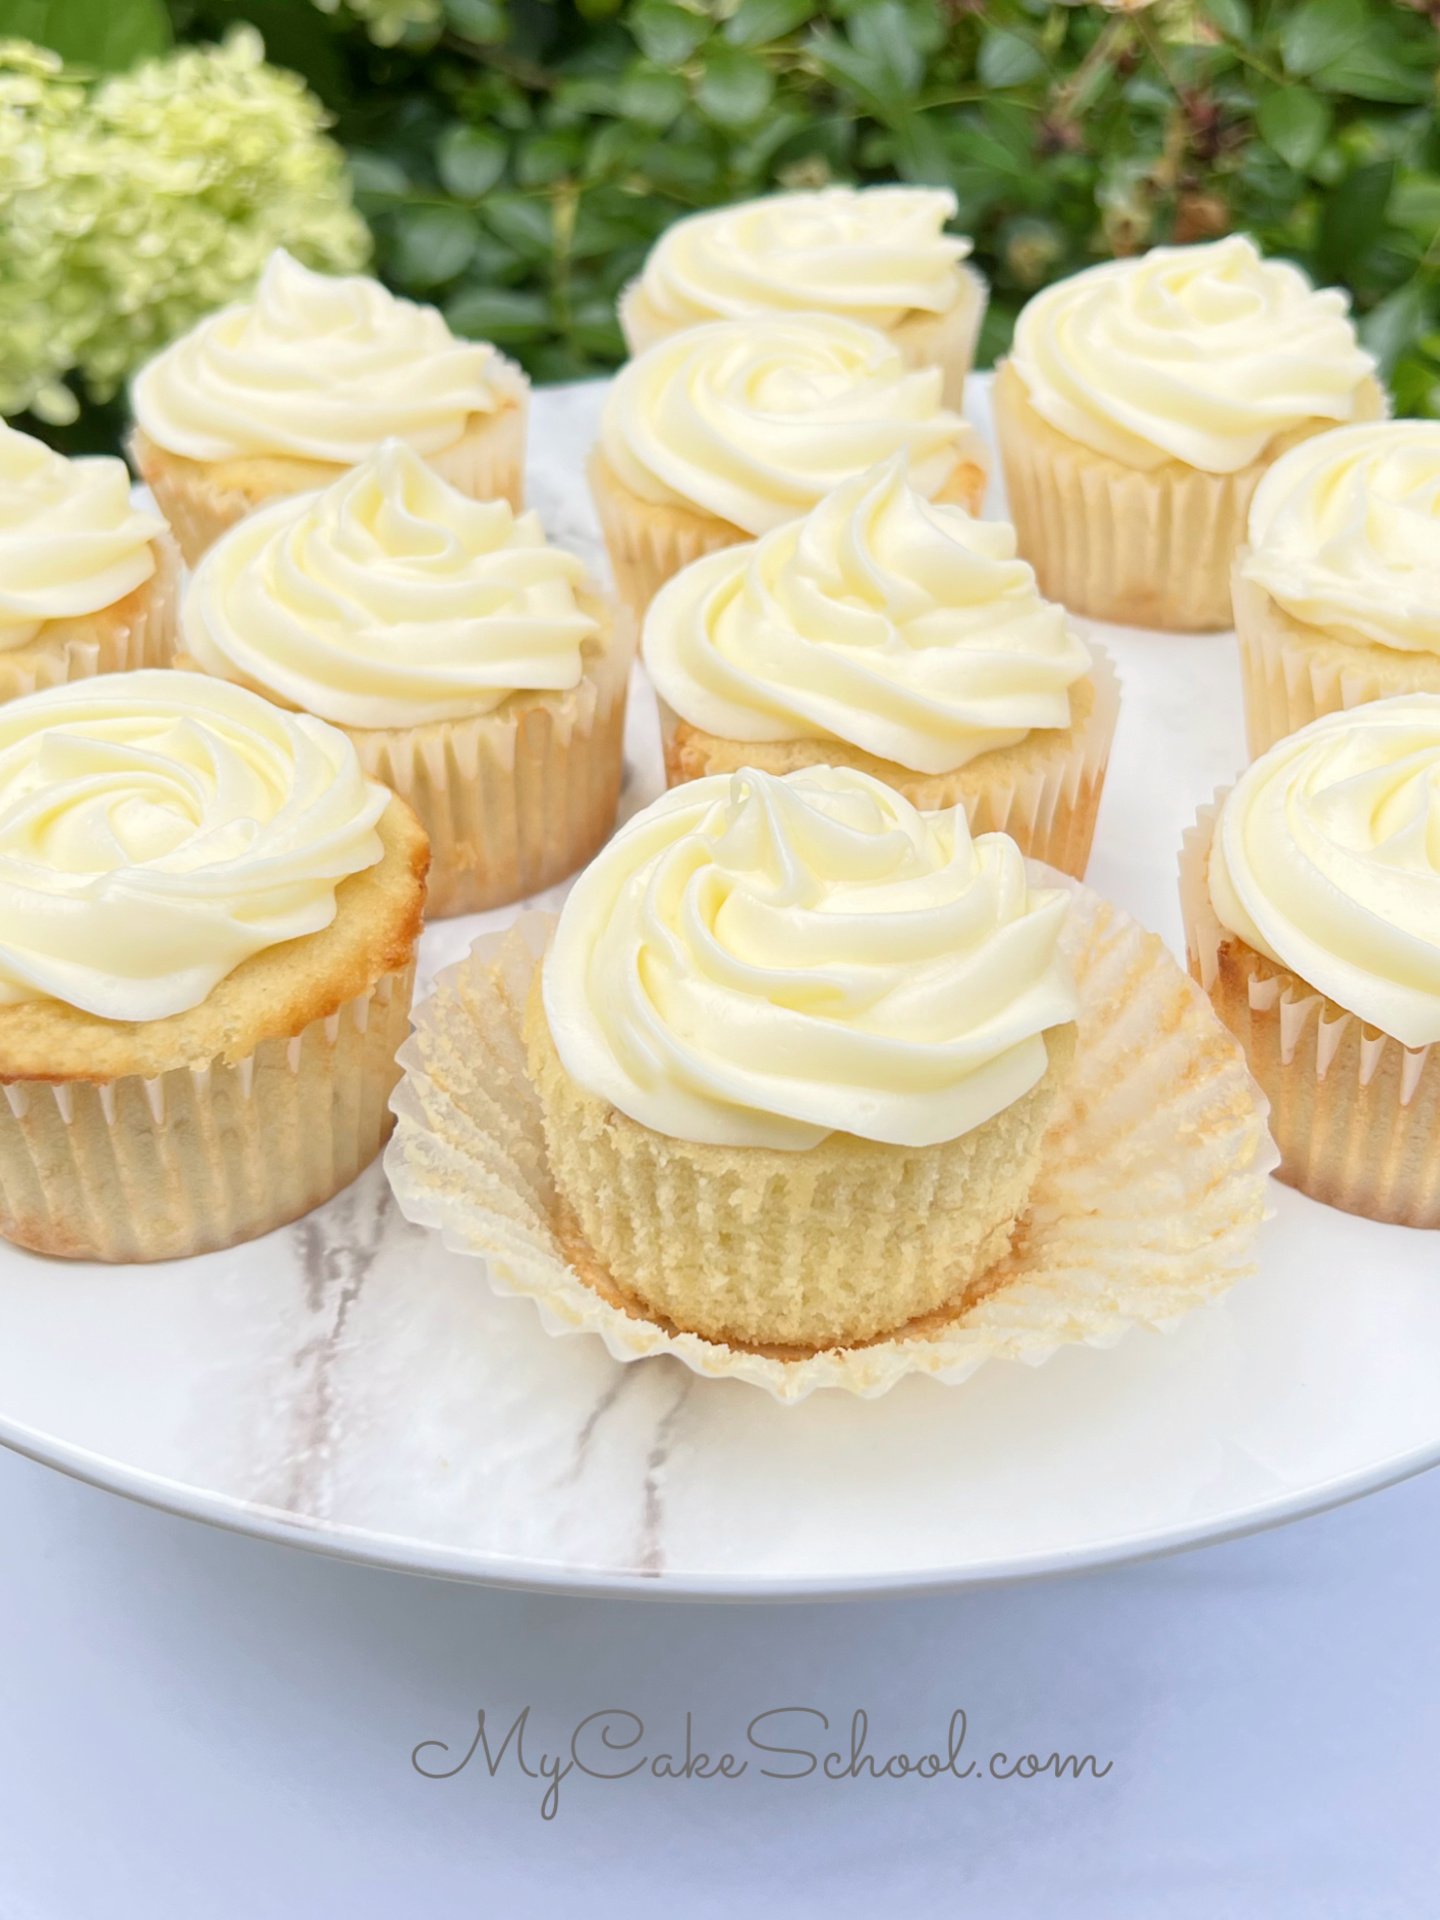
1234 421 1440 754
995 235 1383 630
0 670 428 1262
180 440 632 918
529 766 1077 1350
131 249 528 563
1181 695 1440 1226
0 421 178 705
619 186 987 406
643 455 1117 878
591 312 988 616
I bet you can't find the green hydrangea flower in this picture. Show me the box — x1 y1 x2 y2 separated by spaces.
0 28 370 424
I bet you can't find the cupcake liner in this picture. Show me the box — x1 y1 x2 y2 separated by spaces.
132 404 528 566
590 452 989 622
345 597 635 919
657 639 1120 882
385 877 1277 1402
1232 562 1440 758
1181 798 1440 1226
0 531 180 706
994 364 1387 633
619 267 990 411
0 960 416 1264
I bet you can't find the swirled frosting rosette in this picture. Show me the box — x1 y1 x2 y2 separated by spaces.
618 187 988 407
1183 695 1440 1226
994 235 1383 629
590 313 987 614
1234 423 1440 754
0 670 426 1263
130 250 529 564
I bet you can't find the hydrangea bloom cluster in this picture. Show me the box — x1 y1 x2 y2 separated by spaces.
0 29 370 424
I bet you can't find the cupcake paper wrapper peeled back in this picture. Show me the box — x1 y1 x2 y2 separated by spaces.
1180 798 1440 1228
993 362 1388 633
131 403 529 568
385 883 1276 1403
655 639 1121 884
0 529 180 706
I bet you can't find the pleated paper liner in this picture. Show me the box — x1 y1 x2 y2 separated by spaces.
655 640 1120 882
0 531 180 706
132 401 528 567
993 363 1388 632
1181 797 1440 1227
385 876 1277 1404
589 450 991 623
0 960 416 1264
1232 563 1440 759
340 594 635 919
618 265 990 411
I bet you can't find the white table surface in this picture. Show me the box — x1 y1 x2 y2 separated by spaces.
1 1442 1436 1916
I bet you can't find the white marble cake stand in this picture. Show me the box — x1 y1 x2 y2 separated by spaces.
0 379 1436 1598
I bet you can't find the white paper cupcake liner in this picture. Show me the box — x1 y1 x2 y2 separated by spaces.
385 875 1277 1403
0 531 180 705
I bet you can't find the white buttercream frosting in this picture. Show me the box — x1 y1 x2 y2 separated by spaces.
642 456 1089 774
1242 420 1440 655
635 186 972 331
132 249 522 464
599 313 978 536
0 423 163 651
183 441 596 730
0 670 390 1021
543 765 1077 1150
1011 235 1375 474
1209 695 1440 1046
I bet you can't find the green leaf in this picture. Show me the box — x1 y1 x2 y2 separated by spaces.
436 125 507 199
1279 0 1366 79
723 0 814 49
1360 280 1427 378
387 205 480 291
618 62 688 128
514 130 581 187
1317 159 1396 280
1312 42 1434 104
978 27 1046 91
1257 88 1332 170
480 192 556 259
695 44 774 128
444 287 551 343
848 1 924 104
444 0 506 42
4 0 170 69
630 0 709 66
347 151 412 201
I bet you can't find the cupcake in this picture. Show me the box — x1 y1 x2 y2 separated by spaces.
995 235 1384 630
590 313 988 616
527 765 1078 1349
619 186 987 407
1180 696 1440 1226
0 421 178 705
0 671 428 1262
180 441 632 919
1234 421 1440 755
130 248 528 564
642 456 1117 879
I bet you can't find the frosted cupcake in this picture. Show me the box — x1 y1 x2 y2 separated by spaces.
0 671 427 1262
528 766 1077 1350
643 456 1117 879
181 441 631 918
131 249 528 563
1234 421 1440 754
590 313 988 615
1180 696 1440 1226
995 236 1383 630
619 186 987 406
0 421 178 704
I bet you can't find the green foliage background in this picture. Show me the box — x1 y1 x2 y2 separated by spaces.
9 0 1440 427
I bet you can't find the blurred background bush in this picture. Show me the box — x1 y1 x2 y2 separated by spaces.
2 0 1437 451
